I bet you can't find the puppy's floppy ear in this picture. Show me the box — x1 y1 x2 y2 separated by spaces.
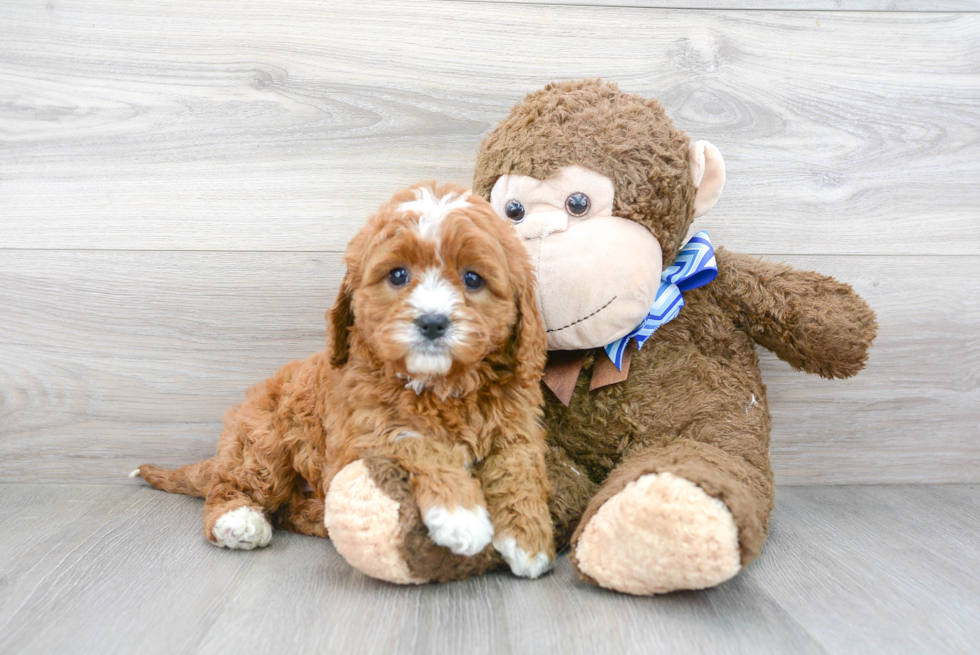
327 231 366 368
509 258 548 386
327 269 356 368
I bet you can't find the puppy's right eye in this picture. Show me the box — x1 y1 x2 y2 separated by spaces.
504 200 525 223
462 271 484 290
388 267 409 287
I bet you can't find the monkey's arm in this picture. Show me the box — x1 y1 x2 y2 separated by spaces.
710 247 877 379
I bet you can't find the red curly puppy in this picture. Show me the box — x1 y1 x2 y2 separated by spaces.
133 182 554 579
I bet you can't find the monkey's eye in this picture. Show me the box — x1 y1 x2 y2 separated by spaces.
462 271 484 290
565 192 591 216
504 200 526 223
388 267 409 287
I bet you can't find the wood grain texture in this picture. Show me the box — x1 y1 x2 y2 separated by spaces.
0 251 976 484
1 1 979 255
0 484 976 653
758 485 980 653
452 0 980 10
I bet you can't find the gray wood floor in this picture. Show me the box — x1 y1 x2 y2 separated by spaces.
0 483 977 654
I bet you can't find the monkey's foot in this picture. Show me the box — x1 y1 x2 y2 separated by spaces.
324 459 425 584
572 472 741 595
324 457 499 585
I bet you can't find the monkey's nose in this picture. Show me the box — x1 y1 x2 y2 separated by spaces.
416 314 451 340
520 210 568 240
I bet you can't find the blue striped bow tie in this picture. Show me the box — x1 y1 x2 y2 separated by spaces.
604 231 718 370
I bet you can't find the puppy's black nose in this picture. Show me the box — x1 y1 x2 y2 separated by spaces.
416 314 450 340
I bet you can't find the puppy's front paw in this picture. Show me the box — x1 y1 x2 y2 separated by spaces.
211 506 272 550
493 536 553 579
422 505 494 556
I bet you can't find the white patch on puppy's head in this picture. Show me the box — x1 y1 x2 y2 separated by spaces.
400 186 472 243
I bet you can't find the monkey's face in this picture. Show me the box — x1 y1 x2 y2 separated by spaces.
490 165 664 351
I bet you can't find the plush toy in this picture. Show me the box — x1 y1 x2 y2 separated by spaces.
324 80 877 594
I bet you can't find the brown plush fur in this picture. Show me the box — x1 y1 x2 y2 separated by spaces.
488 80 876 576
474 79 697 267
136 182 553 561
353 79 877 589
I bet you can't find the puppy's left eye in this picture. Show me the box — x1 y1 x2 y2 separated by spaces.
388 267 409 287
462 271 484 290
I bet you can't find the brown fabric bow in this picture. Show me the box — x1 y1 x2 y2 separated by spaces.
541 344 633 406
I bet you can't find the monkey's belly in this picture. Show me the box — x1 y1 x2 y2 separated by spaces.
542 322 770 484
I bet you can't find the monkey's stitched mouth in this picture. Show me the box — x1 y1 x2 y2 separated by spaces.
546 296 617 334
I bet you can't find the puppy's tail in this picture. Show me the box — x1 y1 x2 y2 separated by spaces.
129 459 215 498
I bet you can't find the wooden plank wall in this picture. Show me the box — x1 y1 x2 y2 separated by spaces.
1 0 978 484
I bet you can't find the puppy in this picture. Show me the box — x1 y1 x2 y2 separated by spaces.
132 182 554 578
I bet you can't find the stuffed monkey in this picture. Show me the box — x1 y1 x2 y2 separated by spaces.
323 80 877 594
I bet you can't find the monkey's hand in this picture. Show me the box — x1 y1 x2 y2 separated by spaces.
711 247 877 379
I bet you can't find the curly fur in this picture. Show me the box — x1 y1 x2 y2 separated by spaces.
135 182 554 564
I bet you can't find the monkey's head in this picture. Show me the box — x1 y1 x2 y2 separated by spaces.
474 79 726 350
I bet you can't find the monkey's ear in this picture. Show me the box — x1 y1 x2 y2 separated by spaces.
689 140 726 218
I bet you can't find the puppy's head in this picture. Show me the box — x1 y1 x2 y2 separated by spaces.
328 181 545 387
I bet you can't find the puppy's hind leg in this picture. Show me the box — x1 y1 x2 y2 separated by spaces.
274 491 328 538
203 481 274 551
131 450 273 549
200 355 323 550
201 409 298 551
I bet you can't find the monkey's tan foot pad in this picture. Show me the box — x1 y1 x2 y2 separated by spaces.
572 472 741 595
324 459 427 584
325 457 501 585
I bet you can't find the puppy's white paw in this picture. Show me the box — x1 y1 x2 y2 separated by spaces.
211 506 273 550
493 536 553 579
422 505 494 556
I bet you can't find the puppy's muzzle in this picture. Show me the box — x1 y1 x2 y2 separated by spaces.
416 313 451 341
